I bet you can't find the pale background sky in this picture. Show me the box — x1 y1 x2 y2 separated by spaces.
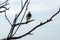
0 0 60 40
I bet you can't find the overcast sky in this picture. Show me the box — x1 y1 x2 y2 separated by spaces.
0 0 60 40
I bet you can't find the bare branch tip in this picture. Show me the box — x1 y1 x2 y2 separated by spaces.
7 7 10 10
40 21 42 25
29 33 33 35
59 7 60 12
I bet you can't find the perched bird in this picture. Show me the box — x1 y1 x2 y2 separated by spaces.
26 11 32 22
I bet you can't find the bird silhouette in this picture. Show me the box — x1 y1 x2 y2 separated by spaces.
26 11 32 22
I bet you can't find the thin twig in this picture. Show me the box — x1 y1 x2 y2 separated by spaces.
21 0 23 9
13 0 28 22
50 10 60 19
5 11 12 26
0 6 9 10
0 10 5 13
14 20 34 26
0 0 8 5
0 2 8 7
0 2 9 10
7 26 13 38
13 14 18 25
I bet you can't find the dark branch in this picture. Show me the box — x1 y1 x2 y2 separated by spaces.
5 11 12 26
0 6 9 10
0 0 8 5
0 10 5 13
50 9 60 19
12 10 27 36
0 2 9 13
12 0 30 36
21 0 23 9
0 3 9 10
13 0 28 23
0 2 8 7
12 20 34 36
14 20 34 26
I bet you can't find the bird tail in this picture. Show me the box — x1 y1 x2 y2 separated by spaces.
26 19 28 24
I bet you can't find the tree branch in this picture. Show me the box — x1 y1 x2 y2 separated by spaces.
11 0 30 37
0 10 5 13
5 11 12 26
0 2 9 13
12 0 31 36
7 8 60 39
0 0 8 5
12 20 34 36
13 0 28 23
7 0 29 40
0 2 9 7
21 0 23 9
14 20 34 26
50 10 60 19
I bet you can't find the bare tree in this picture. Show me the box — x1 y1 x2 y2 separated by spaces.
0 0 60 40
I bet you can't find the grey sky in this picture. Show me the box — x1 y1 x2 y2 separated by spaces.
0 0 60 40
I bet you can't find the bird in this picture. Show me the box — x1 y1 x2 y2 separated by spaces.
26 11 32 22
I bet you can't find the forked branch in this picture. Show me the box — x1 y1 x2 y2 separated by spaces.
12 0 31 36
